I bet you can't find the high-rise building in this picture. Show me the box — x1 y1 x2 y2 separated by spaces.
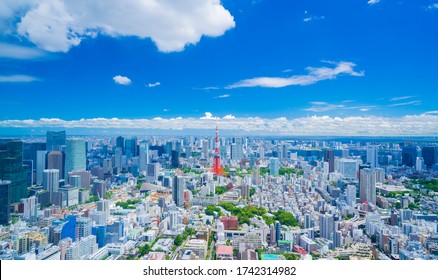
422 146 438 168
139 141 149 171
0 141 28 203
374 168 385 183
172 175 185 206
114 147 123 170
171 150 179 168
360 168 376 205
346 184 357 208
275 221 282 243
36 150 47 185
336 158 358 179
43 169 60 203
46 131 66 151
93 180 106 199
366 145 379 168
324 150 335 173
77 217 92 239
146 163 159 183
116 136 125 154
269 158 280 176
0 180 11 225
319 213 334 240
65 139 86 178
47 151 64 179
416 157 425 172
125 137 137 158
402 145 419 167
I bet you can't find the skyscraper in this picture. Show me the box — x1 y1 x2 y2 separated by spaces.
366 145 379 168
319 213 334 240
46 131 66 151
65 139 86 178
43 169 60 202
116 136 125 154
324 149 335 173
402 145 419 167
36 150 47 185
171 150 179 168
47 151 65 179
422 146 437 168
269 158 280 176
139 141 149 172
172 175 185 206
0 180 11 225
416 157 424 172
0 141 28 203
337 158 358 179
275 221 282 243
346 184 357 208
231 142 243 161
146 163 159 183
360 168 376 205
374 168 385 183
114 147 123 170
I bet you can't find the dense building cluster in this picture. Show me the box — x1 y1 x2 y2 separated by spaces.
0 131 437 260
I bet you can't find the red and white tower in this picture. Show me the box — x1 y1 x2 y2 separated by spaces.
211 125 226 176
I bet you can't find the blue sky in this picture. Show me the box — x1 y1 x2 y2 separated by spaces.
0 0 438 135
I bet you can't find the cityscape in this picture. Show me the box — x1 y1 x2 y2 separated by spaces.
1 0 438 263
0 129 437 260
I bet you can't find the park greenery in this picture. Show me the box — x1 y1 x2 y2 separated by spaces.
215 186 227 195
105 191 113 199
85 195 99 203
116 199 142 209
217 202 300 227
411 179 438 192
174 227 197 246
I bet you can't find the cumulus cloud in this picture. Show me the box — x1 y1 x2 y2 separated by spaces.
227 61 364 89
200 112 219 120
368 0 380 5
1 113 438 136
0 75 40 83
2 0 235 53
113 75 131 85
146 82 160 88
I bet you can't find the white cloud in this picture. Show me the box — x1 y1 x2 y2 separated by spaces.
368 0 380 5
215 94 230 98
227 61 364 89
390 95 416 101
303 101 378 112
0 75 40 83
1 113 438 136
389 100 421 107
4 0 235 53
427 3 438 9
0 43 47 59
200 112 219 120
303 15 325 22
113 75 131 85
146 82 160 88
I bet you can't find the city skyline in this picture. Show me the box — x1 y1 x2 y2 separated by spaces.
1 0 438 136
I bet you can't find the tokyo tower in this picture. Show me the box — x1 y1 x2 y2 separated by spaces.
211 125 226 176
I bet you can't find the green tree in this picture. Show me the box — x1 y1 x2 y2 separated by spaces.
174 235 183 246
